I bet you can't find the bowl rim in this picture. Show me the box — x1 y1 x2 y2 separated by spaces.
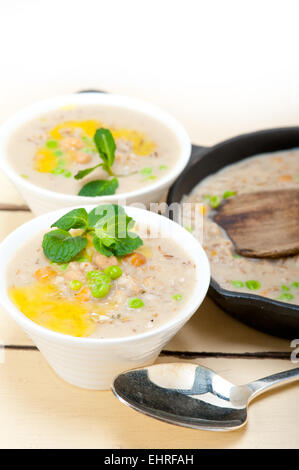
167 126 299 314
0 92 191 202
0 204 210 345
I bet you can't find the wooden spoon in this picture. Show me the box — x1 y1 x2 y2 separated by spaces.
213 189 299 258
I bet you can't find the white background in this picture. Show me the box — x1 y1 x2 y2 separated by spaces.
1 0 299 145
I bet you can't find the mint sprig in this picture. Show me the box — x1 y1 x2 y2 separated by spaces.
74 128 119 197
42 204 143 263
75 128 116 181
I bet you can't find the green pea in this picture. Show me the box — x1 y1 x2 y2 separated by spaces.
87 270 100 280
63 170 72 178
159 165 167 170
54 150 63 157
141 167 152 175
231 280 244 288
57 158 66 167
87 271 111 283
223 190 236 199
50 261 69 271
128 298 144 308
69 280 82 291
81 147 94 154
51 168 64 175
281 285 290 292
173 294 183 301
46 140 58 149
91 282 111 298
245 280 261 290
210 195 221 209
104 265 122 280
59 263 69 271
291 282 299 288
278 293 294 301
74 256 89 263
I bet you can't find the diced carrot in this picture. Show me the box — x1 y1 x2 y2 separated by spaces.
74 287 90 302
278 175 292 182
34 266 56 282
125 252 146 267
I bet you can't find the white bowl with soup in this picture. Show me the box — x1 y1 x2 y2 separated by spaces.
0 93 191 215
0 204 210 389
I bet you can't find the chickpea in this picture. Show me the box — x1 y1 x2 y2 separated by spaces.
93 253 119 270
72 151 92 164
60 137 84 151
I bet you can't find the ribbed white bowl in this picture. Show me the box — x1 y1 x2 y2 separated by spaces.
0 93 191 215
0 205 210 389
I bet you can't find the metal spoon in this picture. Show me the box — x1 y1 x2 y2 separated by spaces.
112 362 299 431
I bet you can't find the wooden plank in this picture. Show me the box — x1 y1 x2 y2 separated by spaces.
0 211 33 241
0 350 297 449
0 170 25 206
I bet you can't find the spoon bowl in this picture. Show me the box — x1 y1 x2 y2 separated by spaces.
112 363 299 431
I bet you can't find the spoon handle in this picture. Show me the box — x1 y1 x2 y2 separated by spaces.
247 367 299 400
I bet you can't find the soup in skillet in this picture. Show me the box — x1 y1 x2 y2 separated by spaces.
184 149 299 304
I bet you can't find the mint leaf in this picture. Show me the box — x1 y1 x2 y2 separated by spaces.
93 233 142 258
78 177 118 197
91 204 143 257
94 128 116 175
74 164 102 180
42 229 87 263
111 235 143 256
93 235 115 257
51 208 89 231
88 204 128 229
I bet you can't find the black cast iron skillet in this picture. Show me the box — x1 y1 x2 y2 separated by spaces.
167 127 299 339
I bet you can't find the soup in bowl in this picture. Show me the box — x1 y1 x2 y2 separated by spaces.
0 93 191 215
0 204 210 389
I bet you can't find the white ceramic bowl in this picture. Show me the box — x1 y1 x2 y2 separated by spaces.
0 205 210 389
0 93 191 215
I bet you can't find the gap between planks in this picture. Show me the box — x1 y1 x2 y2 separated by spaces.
0 203 30 212
0 345 291 360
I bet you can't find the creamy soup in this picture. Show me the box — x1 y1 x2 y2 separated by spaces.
7 105 180 196
184 149 299 304
7 222 196 338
